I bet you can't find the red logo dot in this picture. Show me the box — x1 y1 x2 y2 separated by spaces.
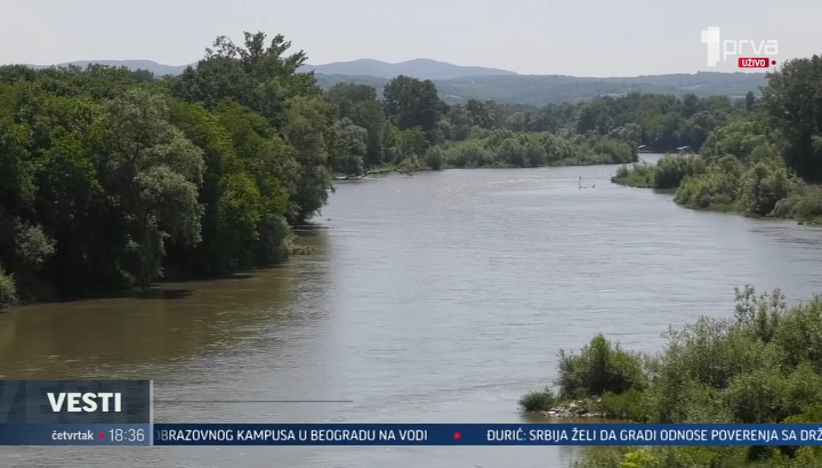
771 60 777 65
98 433 105 438
453 432 461 439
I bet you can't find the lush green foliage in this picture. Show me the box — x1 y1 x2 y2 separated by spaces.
324 78 759 174
611 56 822 226
543 286 822 468
519 389 557 412
0 265 17 308
557 334 647 399
323 81 642 174
761 56 822 182
0 32 346 304
0 37 791 307
8 31 721 307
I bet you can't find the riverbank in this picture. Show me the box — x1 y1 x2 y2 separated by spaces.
338 150 641 179
519 393 619 419
611 154 822 225
521 286 822 467
330 130 639 179
0 240 319 311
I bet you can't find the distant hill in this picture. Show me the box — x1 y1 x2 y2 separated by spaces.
315 72 767 106
16 59 767 107
299 58 517 80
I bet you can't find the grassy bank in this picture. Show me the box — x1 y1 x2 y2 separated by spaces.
521 286 822 467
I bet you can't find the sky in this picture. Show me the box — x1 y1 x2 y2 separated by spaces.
0 0 818 77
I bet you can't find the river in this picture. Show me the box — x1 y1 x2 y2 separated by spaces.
2 154 822 467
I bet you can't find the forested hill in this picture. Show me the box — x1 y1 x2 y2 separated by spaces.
300 58 517 80
24 59 766 106
315 72 768 106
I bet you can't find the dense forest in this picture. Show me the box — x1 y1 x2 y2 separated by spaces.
612 55 822 225
0 31 760 308
521 54 822 468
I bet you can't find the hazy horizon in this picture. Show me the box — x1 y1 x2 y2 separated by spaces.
1 0 817 77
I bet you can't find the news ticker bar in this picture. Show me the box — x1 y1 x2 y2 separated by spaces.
2 424 822 446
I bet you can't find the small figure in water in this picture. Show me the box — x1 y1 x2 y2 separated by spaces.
578 176 595 189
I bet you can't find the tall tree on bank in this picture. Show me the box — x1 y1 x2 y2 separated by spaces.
761 55 822 182
382 75 444 134
167 31 333 222
326 83 387 168
99 89 205 288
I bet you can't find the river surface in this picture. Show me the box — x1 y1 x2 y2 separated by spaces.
3 155 822 468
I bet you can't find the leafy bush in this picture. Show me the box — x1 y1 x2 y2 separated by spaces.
518 389 556 412
654 155 704 189
563 287 822 467
572 447 633 468
724 364 822 423
0 264 18 309
589 137 636 164
613 155 704 190
732 285 786 344
674 156 743 209
773 296 822 371
424 146 444 170
772 185 822 221
558 334 647 398
737 161 798 216
722 367 789 423
599 389 652 421
618 449 660 468
612 163 658 188
700 118 769 159
442 140 494 168
660 317 785 390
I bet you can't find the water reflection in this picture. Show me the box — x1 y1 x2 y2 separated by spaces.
0 230 329 381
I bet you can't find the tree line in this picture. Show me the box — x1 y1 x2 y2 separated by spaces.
0 31 630 307
0 32 346 306
612 55 822 225
326 81 755 174
0 31 760 307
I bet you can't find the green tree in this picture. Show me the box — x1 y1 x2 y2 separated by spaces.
761 56 822 181
331 118 367 176
99 89 205 288
214 99 295 263
383 75 443 133
326 83 386 167
283 95 336 222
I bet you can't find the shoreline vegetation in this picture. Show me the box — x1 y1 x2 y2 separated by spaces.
0 29 759 310
609 56 822 227
521 286 822 468
520 56 822 467
334 149 640 180
611 154 822 225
